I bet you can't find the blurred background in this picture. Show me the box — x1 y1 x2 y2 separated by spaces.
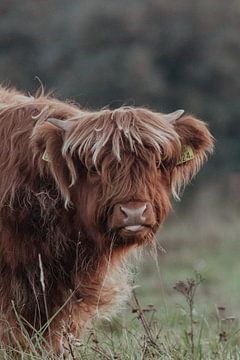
0 0 240 325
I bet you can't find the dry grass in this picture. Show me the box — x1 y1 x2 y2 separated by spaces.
1 184 240 359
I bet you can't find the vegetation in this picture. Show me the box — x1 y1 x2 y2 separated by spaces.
0 1 239 358
0 195 239 359
0 0 240 177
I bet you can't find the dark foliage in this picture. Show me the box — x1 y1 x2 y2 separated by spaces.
0 0 239 177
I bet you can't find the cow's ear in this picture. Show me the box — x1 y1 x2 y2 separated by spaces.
31 119 75 207
171 114 214 197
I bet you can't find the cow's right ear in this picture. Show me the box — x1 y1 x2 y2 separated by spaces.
170 114 214 197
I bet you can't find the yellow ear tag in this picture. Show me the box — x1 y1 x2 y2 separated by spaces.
177 146 194 165
42 150 49 162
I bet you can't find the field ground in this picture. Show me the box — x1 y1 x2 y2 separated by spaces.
78 183 240 359
74 199 240 360
1 183 240 359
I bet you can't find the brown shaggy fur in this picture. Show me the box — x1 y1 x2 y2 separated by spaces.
0 86 213 353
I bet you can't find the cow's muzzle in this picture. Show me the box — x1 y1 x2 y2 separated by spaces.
109 201 155 233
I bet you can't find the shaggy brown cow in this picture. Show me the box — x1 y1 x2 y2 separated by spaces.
0 86 213 353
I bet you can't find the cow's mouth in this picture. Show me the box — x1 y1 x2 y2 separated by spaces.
124 225 144 232
108 224 156 246
115 224 154 237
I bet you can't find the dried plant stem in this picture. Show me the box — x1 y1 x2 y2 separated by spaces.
66 336 76 360
90 345 112 360
38 253 52 347
174 272 204 360
189 291 195 358
132 289 161 351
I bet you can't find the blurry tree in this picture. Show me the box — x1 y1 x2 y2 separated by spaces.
0 0 240 177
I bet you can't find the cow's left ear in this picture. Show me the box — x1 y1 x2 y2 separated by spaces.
171 114 214 197
31 118 75 207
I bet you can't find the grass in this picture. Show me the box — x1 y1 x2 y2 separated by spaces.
78 205 240 360
1 186 240 359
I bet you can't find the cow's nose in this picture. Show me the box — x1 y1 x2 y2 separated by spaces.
120 204 147 224
110 201 155 230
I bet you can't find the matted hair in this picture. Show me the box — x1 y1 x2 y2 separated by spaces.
0 86 213 353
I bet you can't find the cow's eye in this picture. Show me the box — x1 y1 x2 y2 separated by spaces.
89 165 98 174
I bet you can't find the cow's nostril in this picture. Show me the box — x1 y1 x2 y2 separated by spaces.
120 206 128 219
142 204 147 216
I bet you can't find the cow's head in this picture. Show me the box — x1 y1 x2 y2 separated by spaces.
32 107 213 248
